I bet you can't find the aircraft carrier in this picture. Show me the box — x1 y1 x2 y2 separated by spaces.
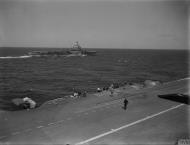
28 42 96 57
0 78 189 145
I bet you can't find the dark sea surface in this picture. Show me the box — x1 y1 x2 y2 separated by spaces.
0 47 189 111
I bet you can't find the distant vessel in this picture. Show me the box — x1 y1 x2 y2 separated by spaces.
28 41 96 56
67 41 96 56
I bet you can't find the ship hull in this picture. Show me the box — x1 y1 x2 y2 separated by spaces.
28 51 67 56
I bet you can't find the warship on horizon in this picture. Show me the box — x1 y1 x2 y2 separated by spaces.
28 41 96 56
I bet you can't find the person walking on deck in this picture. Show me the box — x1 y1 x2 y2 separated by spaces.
123 98 128 110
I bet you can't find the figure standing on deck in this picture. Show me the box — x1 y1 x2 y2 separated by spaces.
123 98 128 110
109 84 114 97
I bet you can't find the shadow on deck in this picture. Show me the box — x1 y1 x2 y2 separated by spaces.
158 93 189 105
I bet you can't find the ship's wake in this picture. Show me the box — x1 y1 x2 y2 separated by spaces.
0 55 32 59
0 53 89 59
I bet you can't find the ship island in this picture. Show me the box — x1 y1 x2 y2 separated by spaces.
28 41 96 56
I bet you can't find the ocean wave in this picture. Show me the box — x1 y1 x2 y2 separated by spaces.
0 55 32 59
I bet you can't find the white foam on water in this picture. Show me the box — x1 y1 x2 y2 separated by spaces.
0 55 32 59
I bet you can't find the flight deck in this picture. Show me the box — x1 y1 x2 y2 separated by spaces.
0 78 189 145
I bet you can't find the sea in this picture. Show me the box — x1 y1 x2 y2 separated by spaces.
0 47 189 111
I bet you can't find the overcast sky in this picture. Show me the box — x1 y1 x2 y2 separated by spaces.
0 0 188 49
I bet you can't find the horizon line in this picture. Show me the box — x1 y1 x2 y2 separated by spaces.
0 46 188 50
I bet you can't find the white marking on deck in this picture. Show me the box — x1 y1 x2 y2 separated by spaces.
76 104 184 145
36 126 44 129
164 77 190 85
48 122 56 126
11 132 20 135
